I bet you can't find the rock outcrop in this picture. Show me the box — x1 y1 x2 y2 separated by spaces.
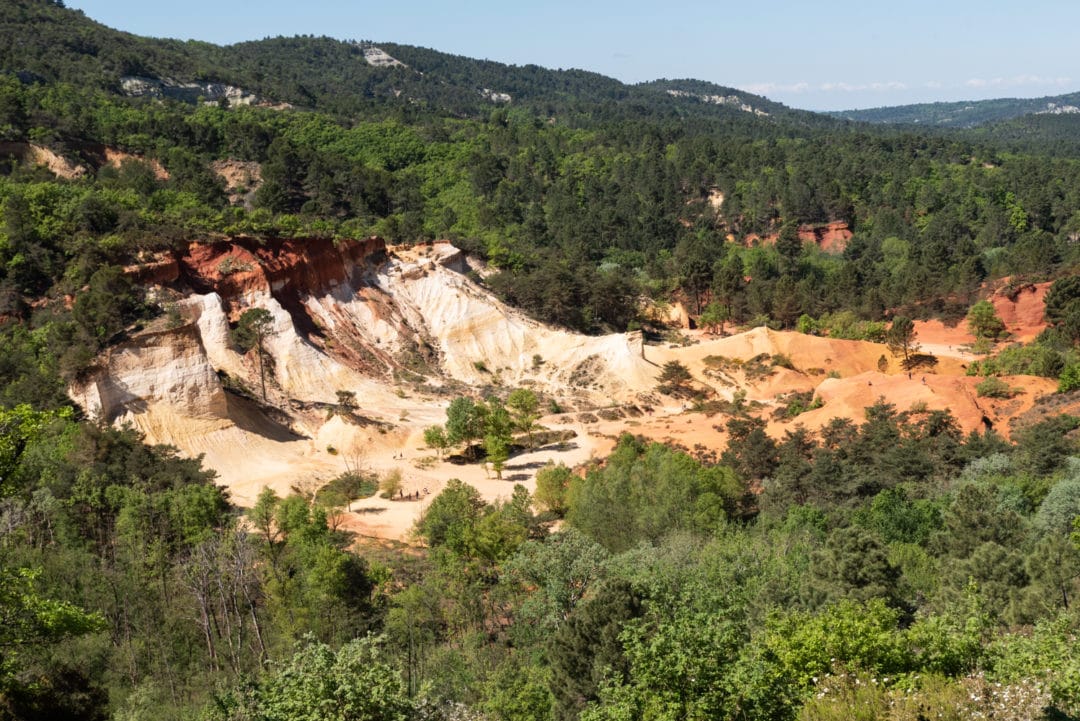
120 75 269 106
0 142 87 179
116 236 654 406
70 321 227 422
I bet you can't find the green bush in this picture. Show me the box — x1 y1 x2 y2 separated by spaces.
315 471 378 507
975 376 1014 398
1060 364 1080 393
969 344 1065 378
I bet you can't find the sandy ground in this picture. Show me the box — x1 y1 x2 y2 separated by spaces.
103 244 1058 543
338 416 611 540
310 327 1054 541
137 322 1054 542
123 318 1056 544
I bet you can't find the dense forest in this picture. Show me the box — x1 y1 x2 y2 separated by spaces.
5 1 1080 719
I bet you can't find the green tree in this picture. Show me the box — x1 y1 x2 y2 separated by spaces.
535 462 574 516
0 567 105 693
71 265 143 347
1044 276 1080 345
379 469 403 499
712 253 746 321
1059 364 1080 393
413 478 485 554
656 360 693 396
775 221 803 277
811 526 902 606
764 599 909 696
204 635 412 721
444 396 485 458
721 415 778 483
0 404 71 496
507 388 540 448
549 580 643 721
422 425 448 458
484 432 509 479
886 315 919 364
568 435 742 552
232 308 275 401
698 300 729 334
505 529 608 632
967 299 1007 341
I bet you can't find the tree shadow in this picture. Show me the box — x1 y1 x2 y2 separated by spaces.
504 460 549 471
902 353 939 372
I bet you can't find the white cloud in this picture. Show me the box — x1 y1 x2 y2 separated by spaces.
743 80 907 95
743 74 1072 99
742 81 811 95
965 75 1072 89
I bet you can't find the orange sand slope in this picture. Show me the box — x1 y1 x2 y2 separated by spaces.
913 281 1050 350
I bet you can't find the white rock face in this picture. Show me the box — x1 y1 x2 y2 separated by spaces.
371 244 653 399
665 89 769 116
70 322 227 422
120 75 267 106
361 46 406 68
1039 102 1080 115
481 88 512 103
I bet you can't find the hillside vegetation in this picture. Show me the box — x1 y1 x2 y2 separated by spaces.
5 2 1080 720
828 91 1080 127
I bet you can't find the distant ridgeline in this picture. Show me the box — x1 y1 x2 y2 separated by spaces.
828 92 1080 127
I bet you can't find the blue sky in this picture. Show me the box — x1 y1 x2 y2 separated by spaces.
67 0 1080 111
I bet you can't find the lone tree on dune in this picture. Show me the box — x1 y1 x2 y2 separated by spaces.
445 397 485 459
232 308 275 401
886 316 919 365
657 360 693 396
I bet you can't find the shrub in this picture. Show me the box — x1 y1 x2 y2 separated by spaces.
379 469 403 499
217 256 254 275
772 353 795 370
315 470 378 506
1060 364 1080 393
970 344 1065 378
975 376 1013 398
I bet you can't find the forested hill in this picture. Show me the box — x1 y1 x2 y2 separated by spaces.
828 91 1080 127
0 0 803 123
